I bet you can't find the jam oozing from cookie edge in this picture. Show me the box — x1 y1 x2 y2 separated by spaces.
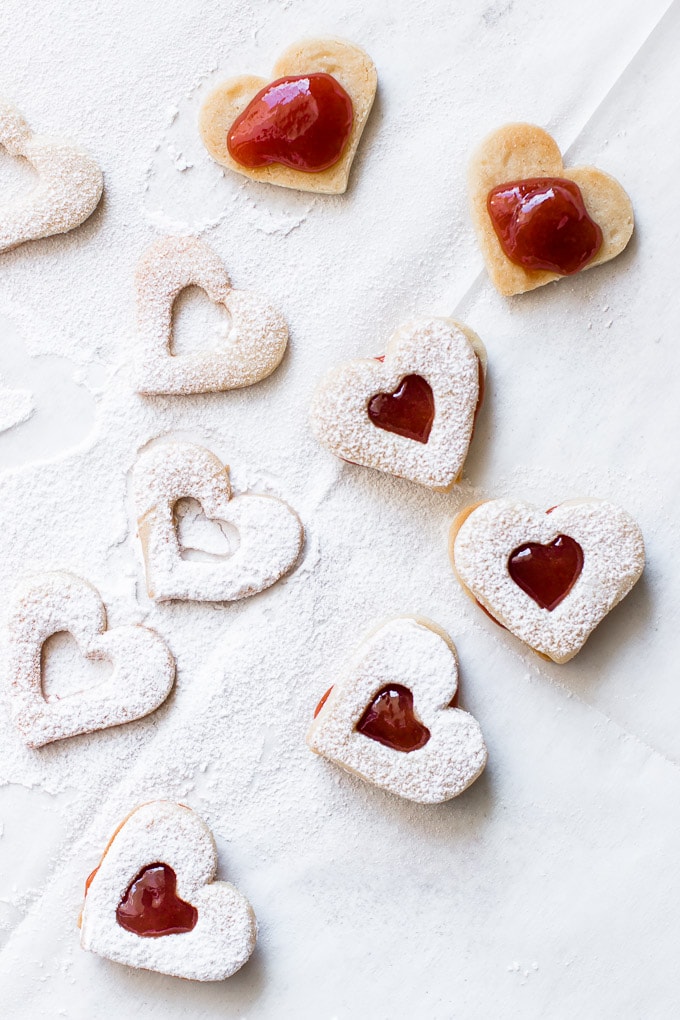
116 863 198 937
227 73 354 172
487 177 603 275
314 686 334 718
367 374 436 444
508 534 584 612
356 684 430 752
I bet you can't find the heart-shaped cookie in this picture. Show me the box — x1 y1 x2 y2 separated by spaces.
0 99 103 254
468 123 634 295
134 441 303 602
307 617 487 803
450 499 645 662
6 572 175 748
199 38 377 194
135 236 288 394
309 318 485 489
80 801 257 981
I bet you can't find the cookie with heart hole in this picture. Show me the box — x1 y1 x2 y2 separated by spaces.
309 317 485 489
80 801 256 981
450 499 645 663
468 123 634 296
307 617 487 803
135 236 288 395
5 572 174 748
0 98 103 254
134 441 303 602
199 37 377 194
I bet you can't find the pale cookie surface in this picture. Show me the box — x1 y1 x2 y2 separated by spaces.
468 123 634 296
5 572 175 748
307 616 487 803
135 236 288 394
80 801 257 981
0 98 103 254
451 499 645 663
199 37 377 194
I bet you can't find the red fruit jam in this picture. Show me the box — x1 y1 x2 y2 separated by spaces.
116 863 198 937
508 534 584 611
367 375 435 444
356 684 430 752
314 686 334 718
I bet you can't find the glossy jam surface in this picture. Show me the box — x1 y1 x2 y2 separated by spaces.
367 374 435 444
116 863 198 938
314 686 334 718
487 177 603 275
508 534 584 611
227 73 353 172
356 684 430 752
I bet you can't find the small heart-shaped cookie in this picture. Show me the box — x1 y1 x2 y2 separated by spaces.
134 441 303 602
135 236 288 394
307 617 487 803
309 318 485 489
450 499 645 663
199 38 377 194
468 123 634 295
0 99 103 254
6 573 175 748
80 801 256 981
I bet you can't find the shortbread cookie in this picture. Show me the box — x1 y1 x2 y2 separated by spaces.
0 99 103 254
450 499 645 663
468 123 634 295
6 572 174 748
134 442 303 602
307 617 487 803
135 236 288 395
199 38 377 194
309 318 485 489
80 801 257 981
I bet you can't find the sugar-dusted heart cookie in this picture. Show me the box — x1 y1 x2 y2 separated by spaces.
134 441 303 602
0 99 103 254
307 617 487 803
450 499 645 663
199 38 377 194
135 236 288 395
309 318 485 489
468 123 634 295
6 572 174 748
80 801 257 981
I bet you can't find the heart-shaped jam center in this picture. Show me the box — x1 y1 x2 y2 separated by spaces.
116 863 198 937
508 534 584 611
227 73 353 172
356 684 430 752
487 177 603 275
367 375 435 444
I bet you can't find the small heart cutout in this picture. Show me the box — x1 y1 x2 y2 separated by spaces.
356 684 430 752
367 375 435 444
116 863 198 937
508 534 584 611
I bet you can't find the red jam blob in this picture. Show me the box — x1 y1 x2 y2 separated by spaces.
116 863 198 937
356 685 430 752
508 534 584 611
227 73 353 172
367 375 435 444
487 177 603 275
314 686 334 718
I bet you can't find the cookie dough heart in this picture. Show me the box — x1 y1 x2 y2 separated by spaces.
450 499 645 663
6 572 175 748
309 318 485 489
307 617 487 803
468 123 634 295
134 441 303 602
199 38 377 194
135 236 288 395
0 99 103 254
80 801 256 981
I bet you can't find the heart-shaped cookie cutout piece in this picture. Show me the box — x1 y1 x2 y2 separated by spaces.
307 617 487 803
468 123 634 295
199 38 377 194
135 236 288 395
80 801 257 980
134 441 303 602
0 99 103 254
310 318 485 489
450 499 645 663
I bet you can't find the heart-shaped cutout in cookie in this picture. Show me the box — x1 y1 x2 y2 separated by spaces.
6 572 175 748
508 534 584 611
356 684 431 752
80 801 256 980
135 236 288 395
468 123 634 295
199 38 377 194
367 375 435 444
